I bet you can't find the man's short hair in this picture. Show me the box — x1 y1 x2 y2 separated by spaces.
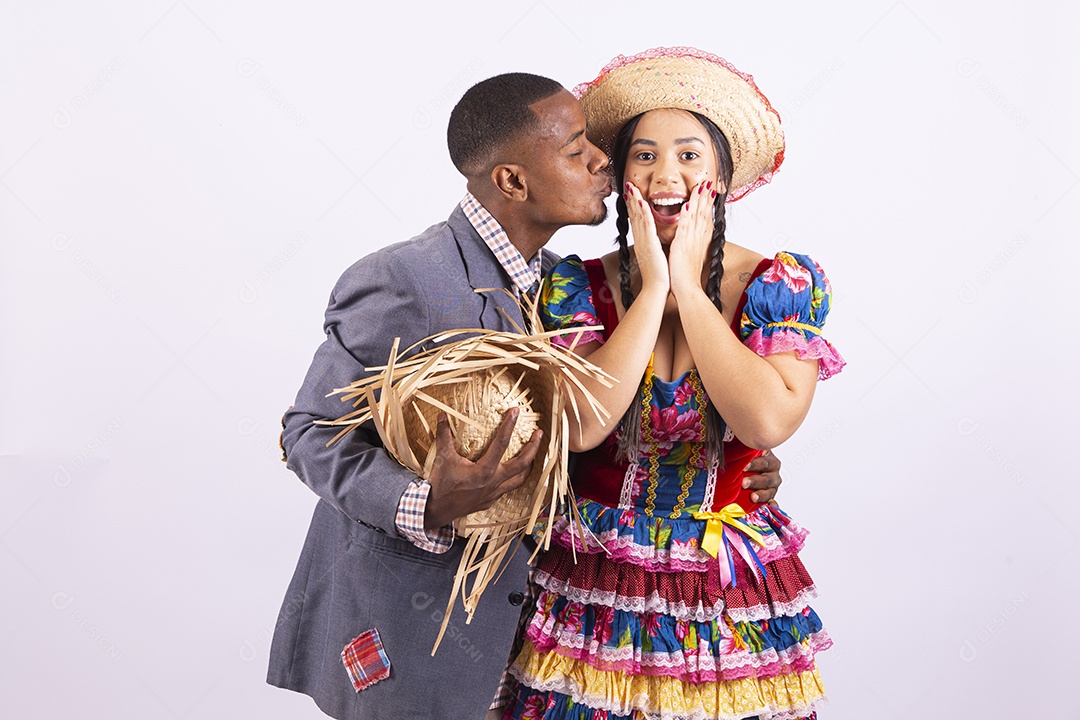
447 72 565 177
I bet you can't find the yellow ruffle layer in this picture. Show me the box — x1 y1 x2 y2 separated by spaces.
513 641 826 719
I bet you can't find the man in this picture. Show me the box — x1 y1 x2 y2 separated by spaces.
267 73 783 719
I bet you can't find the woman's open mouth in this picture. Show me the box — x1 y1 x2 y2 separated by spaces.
649 194 687 224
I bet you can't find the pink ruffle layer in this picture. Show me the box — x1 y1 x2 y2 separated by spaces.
743 328 846 380
527 619 833 684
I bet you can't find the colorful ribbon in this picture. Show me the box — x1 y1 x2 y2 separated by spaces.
692 503 769 588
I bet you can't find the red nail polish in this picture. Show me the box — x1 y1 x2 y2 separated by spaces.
697 184 704 195
707 181 713 190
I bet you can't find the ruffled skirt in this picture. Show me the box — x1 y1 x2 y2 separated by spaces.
503 499 829 720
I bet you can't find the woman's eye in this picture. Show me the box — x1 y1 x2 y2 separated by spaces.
681 151 699 161
635 152 654 161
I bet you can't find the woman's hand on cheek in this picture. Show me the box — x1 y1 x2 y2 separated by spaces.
624 183 669 296
669 181 716 296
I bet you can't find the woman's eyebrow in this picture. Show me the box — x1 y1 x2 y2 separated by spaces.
629 137 705 147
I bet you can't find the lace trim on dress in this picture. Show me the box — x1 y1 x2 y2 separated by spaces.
532 567 819 623
618 461 639 510
524 628 833 684
726 593 818 623
506 687 823 720
527 591 826 667
742 329 846 381
510 647 827 720
533 570 724 621
701 454 721 512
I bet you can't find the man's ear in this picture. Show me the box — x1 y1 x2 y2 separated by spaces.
491 164 528 202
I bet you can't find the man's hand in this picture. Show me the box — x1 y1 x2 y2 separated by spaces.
742 449 783 505
424 408 543 530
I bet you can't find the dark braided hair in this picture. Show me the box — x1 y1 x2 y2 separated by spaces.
612 114 643 314
611 110 735 464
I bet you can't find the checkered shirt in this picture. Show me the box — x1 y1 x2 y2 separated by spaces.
394 480 453 553
394 194 542 554
460 193 542 296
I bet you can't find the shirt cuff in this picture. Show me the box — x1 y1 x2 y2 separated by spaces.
394 480 455 554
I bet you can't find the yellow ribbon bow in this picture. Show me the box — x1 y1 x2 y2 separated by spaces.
691 503 767 558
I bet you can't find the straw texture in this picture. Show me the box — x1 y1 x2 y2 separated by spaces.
402 364 550 533
319 294 612 652
573 46 785 202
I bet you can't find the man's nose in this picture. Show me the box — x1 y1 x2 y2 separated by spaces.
587 141 609 174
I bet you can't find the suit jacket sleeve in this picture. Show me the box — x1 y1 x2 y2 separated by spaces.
281 249 430 538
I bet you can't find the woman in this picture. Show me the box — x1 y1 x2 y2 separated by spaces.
502 48 845 720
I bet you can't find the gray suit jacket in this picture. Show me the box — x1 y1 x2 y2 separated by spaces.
268 206 557 719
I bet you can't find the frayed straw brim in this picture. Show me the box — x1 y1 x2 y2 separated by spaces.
574 46 785 202
318 302 612 653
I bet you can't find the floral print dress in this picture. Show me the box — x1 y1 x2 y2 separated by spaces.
502 253 845 720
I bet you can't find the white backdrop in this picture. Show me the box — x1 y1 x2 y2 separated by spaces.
2 1 1077 718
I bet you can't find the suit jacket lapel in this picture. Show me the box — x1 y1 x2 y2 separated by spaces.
447 205 527 333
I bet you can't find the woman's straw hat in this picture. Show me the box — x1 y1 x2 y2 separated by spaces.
574 46 785 202
320 310 610 652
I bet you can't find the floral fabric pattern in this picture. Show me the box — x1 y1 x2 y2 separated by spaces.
540 256 606 349
505 254 839 720
739 252 845 380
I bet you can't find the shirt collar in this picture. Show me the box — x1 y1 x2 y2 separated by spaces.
459 193 541 296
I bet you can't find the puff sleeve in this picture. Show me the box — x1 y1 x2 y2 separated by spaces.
739 251 846 380
538 255 606 349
